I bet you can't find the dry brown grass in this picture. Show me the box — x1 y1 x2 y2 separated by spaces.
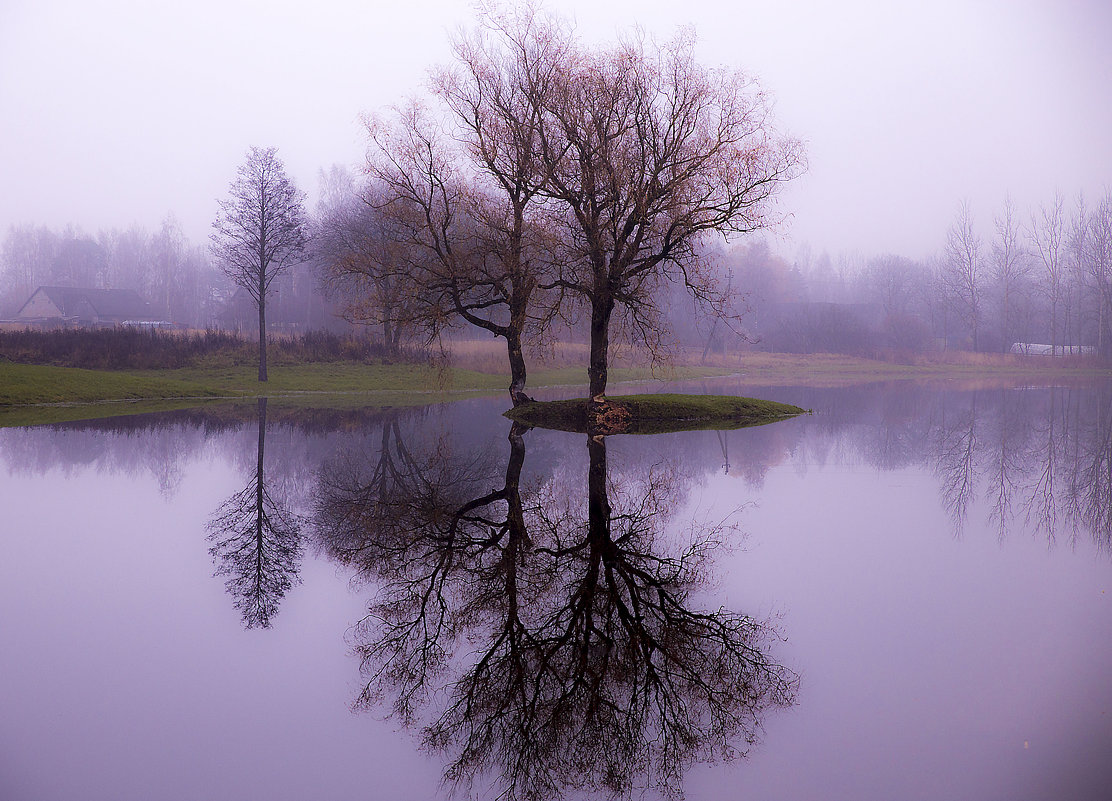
438 340 1111 385
438 338 650 373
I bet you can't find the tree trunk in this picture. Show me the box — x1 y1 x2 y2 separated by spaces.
254 396 267 558
586 432 611 547
258 280 268 382
507 329 531 406
588 294 614 403
504 423 529 549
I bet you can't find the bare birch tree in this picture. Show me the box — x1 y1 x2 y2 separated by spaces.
212 147 308 381
991 196 1027 351
1085 192 1112 355
1027 192 1065 352
942 199 985 351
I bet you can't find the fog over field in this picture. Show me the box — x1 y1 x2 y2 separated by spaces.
2 0 1109 259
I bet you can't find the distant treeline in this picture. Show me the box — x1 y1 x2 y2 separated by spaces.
0 328 408 370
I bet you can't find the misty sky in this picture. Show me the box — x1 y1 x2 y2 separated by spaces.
1 0 1109 262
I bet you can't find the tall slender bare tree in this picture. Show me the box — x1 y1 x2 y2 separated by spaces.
1028 192 1065 353
991 196 1027 351
942 199 985 351
1085 192 1112 356
212 147 308 381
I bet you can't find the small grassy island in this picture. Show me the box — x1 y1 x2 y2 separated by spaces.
504 393 808 435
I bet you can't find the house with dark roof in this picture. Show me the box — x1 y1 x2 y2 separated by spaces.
13 286 160 327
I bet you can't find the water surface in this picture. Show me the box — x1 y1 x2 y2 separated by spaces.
1 379 1109 800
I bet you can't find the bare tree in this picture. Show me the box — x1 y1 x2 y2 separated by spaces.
1067 193 1091 350
0 224 58 311
363 46 561 405
526 25 803 403
211 147 308 381
942 200 985 351
1084 191 1112 355
314 169 415 354
355 6 800 406
990 196 1028 351
1027 192 1066 352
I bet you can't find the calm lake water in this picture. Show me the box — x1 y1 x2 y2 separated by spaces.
1 378 1110 800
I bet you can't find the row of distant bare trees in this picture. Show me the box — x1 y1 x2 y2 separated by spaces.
691 191 1112 357
940 191 1112 355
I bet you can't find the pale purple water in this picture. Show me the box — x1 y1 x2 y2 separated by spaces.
1 380 1109 800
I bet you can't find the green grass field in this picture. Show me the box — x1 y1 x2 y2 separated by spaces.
0 360 739 427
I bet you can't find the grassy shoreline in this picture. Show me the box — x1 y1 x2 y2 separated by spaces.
2 353 1110 428
0 361 738 427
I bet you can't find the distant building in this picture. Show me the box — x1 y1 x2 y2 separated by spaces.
13 286 161 328
1009 343 1095 356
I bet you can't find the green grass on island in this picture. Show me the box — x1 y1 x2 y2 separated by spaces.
504 393 808 435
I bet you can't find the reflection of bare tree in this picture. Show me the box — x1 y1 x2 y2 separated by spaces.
924 383 1112 552
933 392 980 533
982 389 1032 540
313 423 795 800
1021 387 1070 544
1067 388 1112 549
207 398 303 629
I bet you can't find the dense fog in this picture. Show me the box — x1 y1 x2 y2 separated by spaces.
3 185 1111 357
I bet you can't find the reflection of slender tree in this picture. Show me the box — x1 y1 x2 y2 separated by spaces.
1067 387 1112 549
1020 387 1074 544
207 398 303 629
313 422 795 800
983 389 1032 540
933 392 980 533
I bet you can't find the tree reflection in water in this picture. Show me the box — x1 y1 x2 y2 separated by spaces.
207 397 303 629
926 383 1112 549
314 421 796 800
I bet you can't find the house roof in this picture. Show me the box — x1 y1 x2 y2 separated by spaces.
21 286 156 320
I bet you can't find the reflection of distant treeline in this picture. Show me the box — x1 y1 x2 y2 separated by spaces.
749 381 1112 549
0 402 428 500
4 382 1110 551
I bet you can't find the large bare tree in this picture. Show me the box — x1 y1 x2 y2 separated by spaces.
362 67 561 405
212 147 308 381
354 5 800 407
1084 192 1112 355
530 25 804 402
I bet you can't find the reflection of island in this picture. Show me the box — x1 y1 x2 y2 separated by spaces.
313 420 796 800
207 398 303 629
